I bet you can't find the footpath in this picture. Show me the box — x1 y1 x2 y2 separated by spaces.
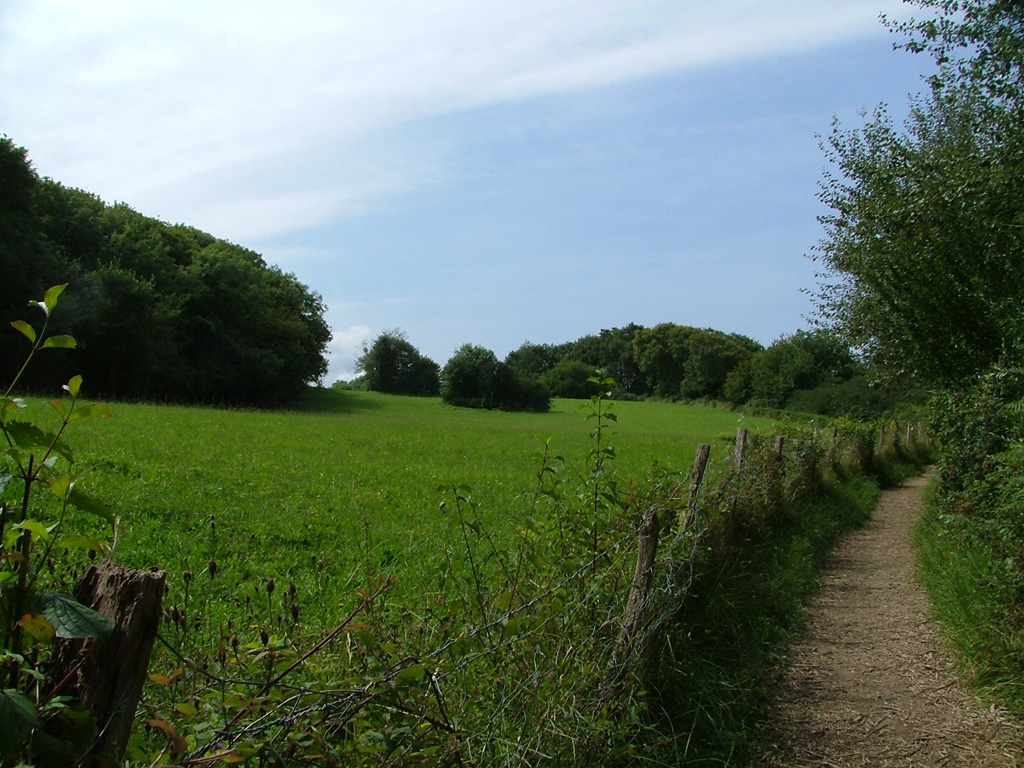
762 473 1023 767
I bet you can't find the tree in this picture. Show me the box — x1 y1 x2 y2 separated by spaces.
441 344 549 412
541 359 597 399
357 331 440 396
814 0 1024 386
0 142 333 405
565 325 649 396
680 329 761 399
632 323 695 397
748 339 817 409
505 341 564 379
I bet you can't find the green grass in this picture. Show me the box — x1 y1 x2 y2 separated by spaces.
54 389 770 621
916 500 1024 712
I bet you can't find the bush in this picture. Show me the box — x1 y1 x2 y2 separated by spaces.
540 359 596 399
441 344 550 412
356 331 440 396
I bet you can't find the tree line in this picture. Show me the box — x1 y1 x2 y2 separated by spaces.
352 324 901 418
0 138 331 405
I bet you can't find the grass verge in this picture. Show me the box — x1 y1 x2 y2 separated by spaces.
640 473 884 766
916 496 1024 713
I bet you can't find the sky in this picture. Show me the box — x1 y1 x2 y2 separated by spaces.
0 1 938 382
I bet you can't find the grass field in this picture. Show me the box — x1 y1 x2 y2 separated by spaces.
55 389 772 620
15 387 913 765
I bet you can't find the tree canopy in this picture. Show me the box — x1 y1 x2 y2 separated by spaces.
814 0 1024 386
0 138 331 404
357 331 440 396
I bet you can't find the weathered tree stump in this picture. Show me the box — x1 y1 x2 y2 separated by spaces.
47 560 165 766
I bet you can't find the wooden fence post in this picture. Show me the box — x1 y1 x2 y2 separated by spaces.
735 428 747 467
47 560 165 766
617 507 660 655
687 443 711 522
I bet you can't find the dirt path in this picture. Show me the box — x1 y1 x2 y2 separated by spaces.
762 473 1023 767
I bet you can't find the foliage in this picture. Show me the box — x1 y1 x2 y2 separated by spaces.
539 358 597 399
356 330 440 396
814 1 1024 386
97 381 924 765
505 326 651 398
440 344 550 412
0 138 331 405
632 323 761 400
920 367 1024 712
0 285 117 765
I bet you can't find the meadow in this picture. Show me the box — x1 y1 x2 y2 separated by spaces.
9 385 921 765
65 389 772 611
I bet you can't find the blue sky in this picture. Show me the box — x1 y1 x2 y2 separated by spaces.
0 1 936 381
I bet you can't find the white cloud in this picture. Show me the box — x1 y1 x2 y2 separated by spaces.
326 324 373 383
0 0 909 242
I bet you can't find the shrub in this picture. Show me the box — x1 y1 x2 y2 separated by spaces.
441 344 550 412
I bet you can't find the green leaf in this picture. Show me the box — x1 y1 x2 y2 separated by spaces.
49 475 72 503
43 284 68 313
396 664 427 685
48 399 69 419
57 534 107 554
68 404 112 422
18 614 56 645
42 334 76 349
67 487 116 525
13 519 49 543
0 688 41 754
10 320 36 343
64 375 82 398
34 592 115 641
3 421 74 461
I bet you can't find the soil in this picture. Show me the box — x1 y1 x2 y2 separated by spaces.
761 473 1024 767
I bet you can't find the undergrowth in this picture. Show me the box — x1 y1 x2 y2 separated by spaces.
917 367 1024 715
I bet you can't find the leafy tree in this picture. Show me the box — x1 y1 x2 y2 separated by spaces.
748 340 817 409
680 329 761 399
505 341 565 379
565 325 649 396
815 0 1024 385
441 344 549 412
0 139 75 386
0 139 332 405
357 331 440 396
632 323 695 397
541 359 597 399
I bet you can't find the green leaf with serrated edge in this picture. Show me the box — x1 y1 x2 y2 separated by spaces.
64 375 82 398
68 404 112 422
0 688 41 753
48 399 69 419
34 592 115 641
43 284 67 312
67 487 116 525
3 422 74 462
10 320 36 343
42 334 76 349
